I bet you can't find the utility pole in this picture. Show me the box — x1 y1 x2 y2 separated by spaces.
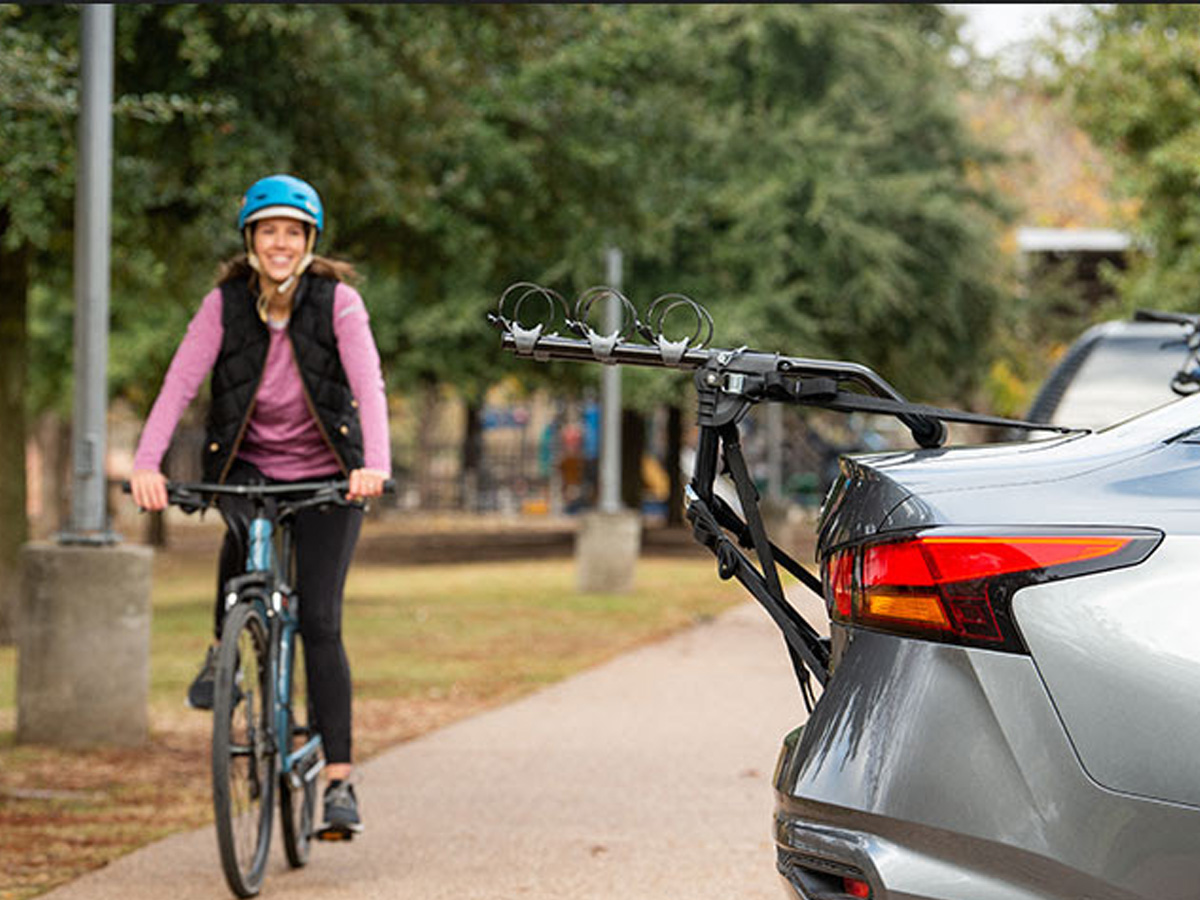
575 247 641 593
17 5 153 747
598 248 623 514
766 402 783 503
61 3 117 545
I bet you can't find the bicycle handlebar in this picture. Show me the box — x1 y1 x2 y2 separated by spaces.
121 478 397 516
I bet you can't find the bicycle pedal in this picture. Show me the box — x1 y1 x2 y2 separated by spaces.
315 826 356 842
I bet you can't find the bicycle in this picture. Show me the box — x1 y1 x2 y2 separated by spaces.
127 478 387 898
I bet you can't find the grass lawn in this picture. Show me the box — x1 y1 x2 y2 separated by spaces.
0 550 745 900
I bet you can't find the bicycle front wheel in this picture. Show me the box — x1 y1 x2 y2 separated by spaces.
212 601 276 898
279 629 319 868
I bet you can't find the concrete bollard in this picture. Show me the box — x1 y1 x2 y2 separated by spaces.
17 542 153 747
575 510 642 594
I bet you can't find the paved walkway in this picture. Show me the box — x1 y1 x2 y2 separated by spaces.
45 599 824 900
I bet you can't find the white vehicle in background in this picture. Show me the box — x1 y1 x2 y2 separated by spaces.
1026 312 1200 431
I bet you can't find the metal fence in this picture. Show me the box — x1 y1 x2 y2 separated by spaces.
149 399 909 517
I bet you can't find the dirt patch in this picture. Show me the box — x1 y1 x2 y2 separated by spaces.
0 694 502 900
1 722 210 900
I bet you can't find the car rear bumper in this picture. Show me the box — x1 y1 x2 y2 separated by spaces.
772 630 1200 900
773 815 1051 900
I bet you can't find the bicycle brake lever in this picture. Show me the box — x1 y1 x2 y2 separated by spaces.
169 487 204 514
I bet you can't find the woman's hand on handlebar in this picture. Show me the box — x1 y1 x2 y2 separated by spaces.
346 468 389 502
130 469 169 511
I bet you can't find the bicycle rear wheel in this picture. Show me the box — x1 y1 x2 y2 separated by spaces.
279 628 320 868
213 601 276 898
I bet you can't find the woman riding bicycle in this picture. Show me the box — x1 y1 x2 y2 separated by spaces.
129 173 390 839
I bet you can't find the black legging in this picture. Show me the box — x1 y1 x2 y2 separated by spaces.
215 460 363 764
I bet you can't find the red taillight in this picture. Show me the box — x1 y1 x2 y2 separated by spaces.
825 529 1160 651
828 547 854 619
917 536 1135 583
843 876 871 898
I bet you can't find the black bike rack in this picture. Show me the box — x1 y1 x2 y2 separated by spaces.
490 282 1082 708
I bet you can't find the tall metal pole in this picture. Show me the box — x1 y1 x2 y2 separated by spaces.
63 4 116 544
766 402 783 502
598 248 623 513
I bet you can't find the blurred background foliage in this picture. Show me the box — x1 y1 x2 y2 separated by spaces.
4 3 1012 418
4 3 1196 422
10 2 1197 639
1056 4 1200 318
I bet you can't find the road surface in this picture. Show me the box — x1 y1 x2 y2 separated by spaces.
44 599 822 900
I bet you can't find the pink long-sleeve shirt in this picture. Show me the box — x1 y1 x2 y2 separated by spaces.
134 282 391 481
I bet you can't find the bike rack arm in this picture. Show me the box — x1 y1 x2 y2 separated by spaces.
686 419 831 697
494 314 950 448
489 281 1082 707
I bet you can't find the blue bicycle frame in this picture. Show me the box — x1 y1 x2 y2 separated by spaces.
244 513 323 789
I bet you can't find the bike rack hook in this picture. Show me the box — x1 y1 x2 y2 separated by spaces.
573 286 640 364
641 293 714 366
495 282 570 359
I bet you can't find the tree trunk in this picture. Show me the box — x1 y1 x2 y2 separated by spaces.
53 412 71 534
0 211 30 645
415 381 441 510
460 396 484 512
666 404 684 526
620 407 645 513
30 411 69 540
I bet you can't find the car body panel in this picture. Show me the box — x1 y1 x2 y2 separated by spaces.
821 396 1200 554
1015 537 1200 808
781 391 1200 899
878 438 1200 536
775 631 1200 900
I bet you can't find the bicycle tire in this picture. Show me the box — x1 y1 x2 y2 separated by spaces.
279 628 319 868
212 601 276 898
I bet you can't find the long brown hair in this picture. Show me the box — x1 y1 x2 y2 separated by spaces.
216 253 361 287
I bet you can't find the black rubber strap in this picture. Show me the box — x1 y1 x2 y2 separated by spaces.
707 493 824 596
798 388 1084 433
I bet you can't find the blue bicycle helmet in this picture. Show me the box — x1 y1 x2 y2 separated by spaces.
237 174 324 234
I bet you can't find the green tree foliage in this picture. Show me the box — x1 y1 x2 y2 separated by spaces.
1060 4 1200 312
9 4 1007 417
534 5 1010 410
670 5 1007 401
1 6 79 639
1 3 1013 627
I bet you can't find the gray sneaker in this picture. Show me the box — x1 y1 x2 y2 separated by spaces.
186 646 217 710
317 780 363 840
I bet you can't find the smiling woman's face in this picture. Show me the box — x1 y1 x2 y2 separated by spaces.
252 217 308 283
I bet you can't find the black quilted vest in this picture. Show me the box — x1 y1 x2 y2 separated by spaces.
202 274 366 483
